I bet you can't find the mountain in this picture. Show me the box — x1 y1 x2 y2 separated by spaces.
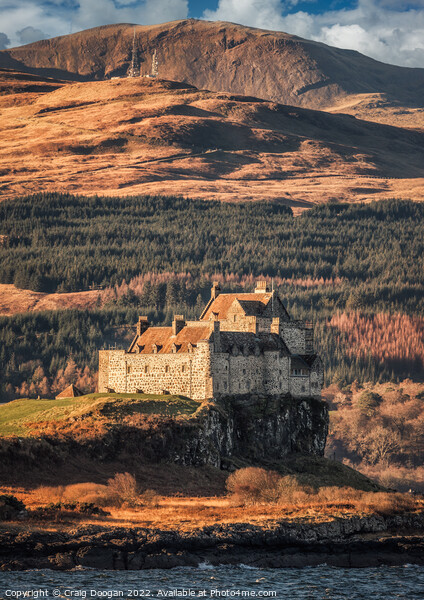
1 69 423 208
1 20 424 115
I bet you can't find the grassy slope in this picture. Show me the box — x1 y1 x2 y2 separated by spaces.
0 393 200 437
0 394 382 494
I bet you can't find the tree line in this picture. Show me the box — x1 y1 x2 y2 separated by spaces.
0 194 423 400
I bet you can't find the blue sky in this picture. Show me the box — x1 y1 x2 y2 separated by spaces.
0 1 423 67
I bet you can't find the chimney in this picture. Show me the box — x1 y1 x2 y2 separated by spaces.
211 281 221 300
172 314 185 336
211 312 221 352
255 280 268 293
271 317 280 335
136 316 149 336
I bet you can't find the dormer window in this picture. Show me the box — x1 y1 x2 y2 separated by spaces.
188 343 193 353
152 344 158 354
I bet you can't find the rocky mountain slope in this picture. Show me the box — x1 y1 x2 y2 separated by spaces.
1 20 424 115
1 70 424 207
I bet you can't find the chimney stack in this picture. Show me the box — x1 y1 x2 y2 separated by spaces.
136 316 149 336
172 315 185 336
271 317 281 335
211 312 221 352
255 280 268 293
211 281 221 300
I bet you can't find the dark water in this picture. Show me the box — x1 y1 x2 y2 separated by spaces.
1 565 424 600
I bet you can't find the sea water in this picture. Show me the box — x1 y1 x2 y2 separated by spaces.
1 565 424 600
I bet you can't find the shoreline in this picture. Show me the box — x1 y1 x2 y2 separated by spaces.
2 513 424 571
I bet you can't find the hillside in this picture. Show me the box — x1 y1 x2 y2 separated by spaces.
1 71 424 205
0 392 380 497
1 20 424 117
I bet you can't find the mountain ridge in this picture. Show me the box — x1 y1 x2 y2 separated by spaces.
1 20 424 112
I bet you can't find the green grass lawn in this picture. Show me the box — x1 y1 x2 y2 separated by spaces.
0 393 201 437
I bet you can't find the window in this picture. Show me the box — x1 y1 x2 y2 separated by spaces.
165 365 169 373
144 365 149 374
182 364 186 373
243 369 246 375
126 365 132 374
224 382 227 390
301 385 306 393
233 315 237 322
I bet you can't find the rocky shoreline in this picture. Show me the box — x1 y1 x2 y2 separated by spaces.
1 513 424 571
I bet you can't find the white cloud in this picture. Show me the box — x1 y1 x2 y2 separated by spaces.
0 0 423 68
203 0 424 67
17 25 49 45
203 0 286 30
0 32 10 49
0 0 188 48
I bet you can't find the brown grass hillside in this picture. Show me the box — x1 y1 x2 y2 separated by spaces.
1 70 424 206
2 20 424 115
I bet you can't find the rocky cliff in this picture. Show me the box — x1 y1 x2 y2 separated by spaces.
166 394 328 467
0 395 328 471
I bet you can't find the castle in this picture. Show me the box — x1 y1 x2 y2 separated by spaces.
98 281 323 400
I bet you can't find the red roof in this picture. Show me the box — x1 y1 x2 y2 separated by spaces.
132 324 212 354
200 293 272 321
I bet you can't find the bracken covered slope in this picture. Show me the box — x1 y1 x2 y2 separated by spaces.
1 70 424 207
1 20 424 113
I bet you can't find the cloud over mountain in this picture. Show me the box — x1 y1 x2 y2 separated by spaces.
203 0 424 67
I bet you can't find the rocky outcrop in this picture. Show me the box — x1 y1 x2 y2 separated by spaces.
104 394 328 467
1 513 424 571
0 395 328 470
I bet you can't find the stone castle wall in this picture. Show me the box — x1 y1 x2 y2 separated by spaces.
98 286 322 402
99 345 322 401
98 342 213 400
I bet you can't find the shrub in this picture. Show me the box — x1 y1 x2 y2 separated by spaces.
357 391 383 416
226 467 282 503
0 494 26 520
107 472 139 507
140 489 160 507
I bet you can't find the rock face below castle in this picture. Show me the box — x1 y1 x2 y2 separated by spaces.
172 394 329 467
99 281 324 401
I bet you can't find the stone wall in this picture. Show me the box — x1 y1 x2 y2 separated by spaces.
281 321 313 354
98 343 213 400
100 347 321 401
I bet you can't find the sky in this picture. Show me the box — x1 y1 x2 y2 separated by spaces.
0 1 423 68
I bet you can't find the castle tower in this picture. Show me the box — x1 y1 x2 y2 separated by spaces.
127 28 140 78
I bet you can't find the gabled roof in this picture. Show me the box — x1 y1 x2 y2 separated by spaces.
200 292 273 321
129 324 212 354
218 331 290 355
55 384 84 399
